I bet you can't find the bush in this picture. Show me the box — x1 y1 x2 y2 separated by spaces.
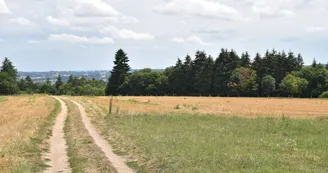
320 91 328 98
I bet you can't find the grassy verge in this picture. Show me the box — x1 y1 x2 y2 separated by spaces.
80 99 328 173
12 97 60 173
64 99 117 173
0 96 8 102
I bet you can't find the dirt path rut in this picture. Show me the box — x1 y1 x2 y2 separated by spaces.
44 97 71 173
71 100 134 173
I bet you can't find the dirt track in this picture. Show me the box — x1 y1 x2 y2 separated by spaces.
44 97 71 173
71 100 134 173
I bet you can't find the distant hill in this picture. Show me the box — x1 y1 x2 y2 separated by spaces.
18 69 165 83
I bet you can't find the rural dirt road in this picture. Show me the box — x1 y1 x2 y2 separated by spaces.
71 100 134 173
44 97 71 173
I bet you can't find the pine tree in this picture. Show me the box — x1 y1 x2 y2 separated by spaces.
325 62 328 70
68 75 74 83
105 49 131 96
239 52 251 67
0 57 19 95
55 75 63 90
181 55 193 95
252 53 264 96
1 57 17 80
312 59 317 67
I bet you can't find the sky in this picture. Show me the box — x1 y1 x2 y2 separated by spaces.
0 0 327 71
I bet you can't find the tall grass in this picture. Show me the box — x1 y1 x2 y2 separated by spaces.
104 114 328 173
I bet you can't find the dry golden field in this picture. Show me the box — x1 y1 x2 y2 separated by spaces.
83 96 328 118
0 95 56 173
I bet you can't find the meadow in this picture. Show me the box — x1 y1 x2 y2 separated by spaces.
76 96 328 173
2 95 328 173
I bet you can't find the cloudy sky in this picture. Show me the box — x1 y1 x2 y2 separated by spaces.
0 0 327 71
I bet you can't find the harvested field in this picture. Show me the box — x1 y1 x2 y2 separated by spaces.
83 96 328 118
0 95 57 173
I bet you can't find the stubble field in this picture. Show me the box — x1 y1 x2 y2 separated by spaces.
0 95 58 173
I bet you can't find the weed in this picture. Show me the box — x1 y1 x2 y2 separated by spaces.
174 104 181 109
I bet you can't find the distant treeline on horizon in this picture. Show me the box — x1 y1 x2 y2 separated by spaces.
1 48 328 98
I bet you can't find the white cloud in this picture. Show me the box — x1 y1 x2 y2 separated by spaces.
46 16 70 26
100 26 154 40
171 35 211 45
155 0 241 20
253 5 295 18
9 17 32 25
0 0 10 14
171 37 185 43
305 26 326 33
73 0 120 17
186 35 211 45
48 34 114 44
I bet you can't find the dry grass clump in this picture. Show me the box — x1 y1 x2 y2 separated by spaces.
0 95 56 173
83 96 328 119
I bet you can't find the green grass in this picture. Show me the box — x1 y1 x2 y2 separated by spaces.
105 114 328 173
0 96 8 102
64 100 117 173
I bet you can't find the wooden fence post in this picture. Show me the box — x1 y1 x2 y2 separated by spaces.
109 95 113 115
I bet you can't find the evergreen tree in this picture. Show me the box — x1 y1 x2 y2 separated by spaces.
312 59 317 67
105 49 131 96
181 55 193 95
68 75 74 83
192 51 213 95
239 52 251 67
325 62 328 70
252 53 264 96
0 58 19 95
1 57 18 79
55 75 63 90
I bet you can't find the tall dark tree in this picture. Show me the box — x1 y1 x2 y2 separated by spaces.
105 49 131 96
181 55 193 95
55 75 63 90
0 58 19 95
68 75 74 83
1 57 18 79
252 53 264 96
192 51 213 95
312 59 317 67
239 52 251 67
325 62 328 70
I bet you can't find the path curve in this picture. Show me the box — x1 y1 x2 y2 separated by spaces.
71 100 134 173
44 97 71 173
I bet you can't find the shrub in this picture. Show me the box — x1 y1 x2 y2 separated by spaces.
320 91 328 98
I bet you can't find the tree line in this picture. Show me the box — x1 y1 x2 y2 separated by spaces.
1 49 328 98
0 57 106 96
106 49 328 98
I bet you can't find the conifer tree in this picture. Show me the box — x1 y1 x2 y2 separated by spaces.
105 49 131 96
